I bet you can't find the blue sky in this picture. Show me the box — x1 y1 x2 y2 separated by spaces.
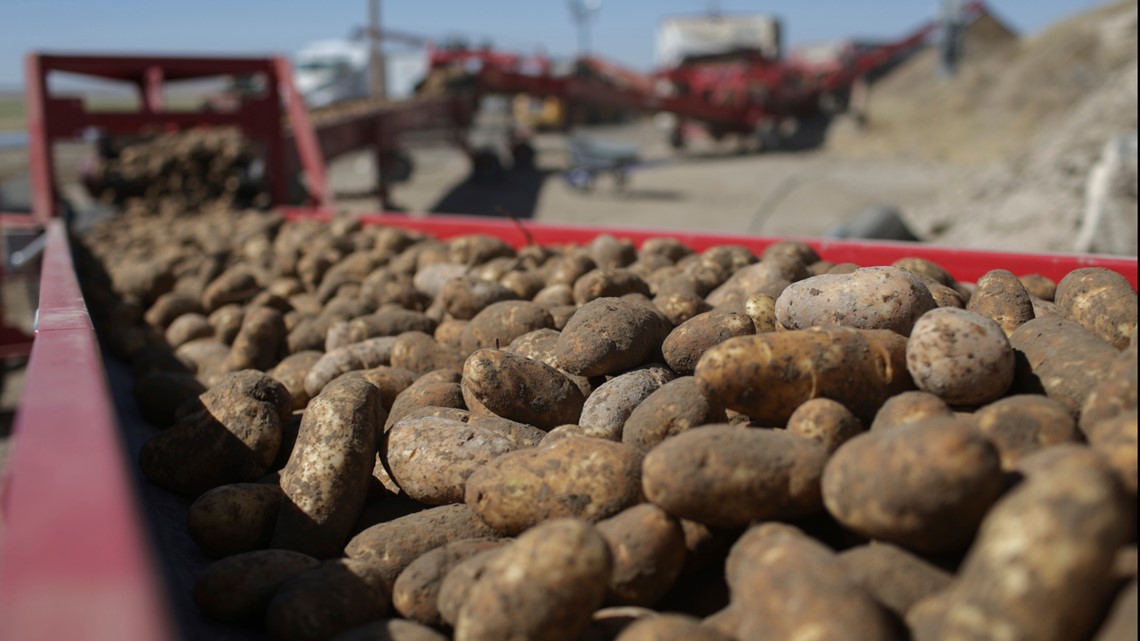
0 0 1107 90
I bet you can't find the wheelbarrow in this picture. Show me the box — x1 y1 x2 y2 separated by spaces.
563 136 641 192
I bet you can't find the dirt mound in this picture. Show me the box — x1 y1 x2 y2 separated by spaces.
827 0 1138 255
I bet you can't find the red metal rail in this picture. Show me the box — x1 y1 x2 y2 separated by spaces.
0 220 179 641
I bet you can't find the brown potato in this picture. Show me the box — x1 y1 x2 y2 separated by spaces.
785 397 864 453
330 619 449 641
642 425 827 528
695 327 913 425
202 265 260 312
194 549 319 623
132 370 206 426
869 391 953 432
967 269 1035 336
436 547 507 628
383 373 465 430
972 395 1080 470
579 365 676 441
596 504 687 607
459 300 556 353
613 614 732 641
837 542 953 619
187 482 283 558
461 349 586 430
1093 580 1137 641
1085 411 1138 498
440 275 519 320
456 519 613 641
893 256 957 287
304 337 398 398
1009 317 1121 415
465 437 642 534
622 377 727 452
908 446 1133 641
273 378 386 558
268 350 323 410
389 331 465 377
555 298 675 377
164 312 213 347
145 290 205 328
822 416 1005 552
139 370 291 495
384 415 543 504
661 310 755 375
1055 267 1137 350
906 308 1015 406
391 538 507 627
706 260 802 308
265 558 389 641
573 268 652 304
725 523 897 641
1019 273 1057 301
775 266 937 336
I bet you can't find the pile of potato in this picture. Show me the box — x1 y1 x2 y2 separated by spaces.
84 127 269 215
76 208 1137 641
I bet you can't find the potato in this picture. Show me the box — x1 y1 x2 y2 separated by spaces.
785 397 864 453
613 614 732 641
187 482 283 558
440 275 519 320
533 283 575 308
1009 317 1121 415
661 310 755 375
139 370 291 495
384 374 465 430
622 377 727 452
268 350 323 410
273 378 386 558
967 269 1035 336
458 300 556 354
208 303 246 344
642 425 827 528
1094 580 1137 641
389 331 466 377
775 266 937 336
1019 273 1057 301
596 504 687 607
908 446 1134 641
555 298 673 377
265 558 390 641
695 327 913 425
329 308 438 350
391 538 507 626
346 504 500 592
579 365 676 441
194 549 319 622
465 437 642 534
706 260 802 308
868 390 953 432
132 370 206 426
384 415 543 504
413 262 468 298
822 416 1005 552
500 269 546 300
1085 411 1138 498
461 349 586 430
304 337 397 398
906 308 1015 406
743 292 778 333
972 395 1079 469
893 256 956 287
456 519 613 641
724 523 897 641
1080 354 1137 436
145 290 205 328
436 547 507 628
652 291 712 326
345 365 418 410
1055 267 1138 349
837 541 953 619
202 265 260 312
164 312 213 347
331 619 449 641
573 268 652 304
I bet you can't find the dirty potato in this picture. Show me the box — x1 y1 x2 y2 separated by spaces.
194 549 319 623
785 397 864 453
391 538 507 627
662 310 756 375
775 266 937 336
906 307 1015 406
972 395 1079 469
555 297 674 377
187 482 284 558
461 349 586 430
1055 267 1137 350
596 504 687 607
967 269 1036 336
622 377 727 452
579 365 676 441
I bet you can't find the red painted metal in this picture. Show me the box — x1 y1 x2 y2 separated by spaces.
22 52 329 220
0 221 179 641
281 209 1139 288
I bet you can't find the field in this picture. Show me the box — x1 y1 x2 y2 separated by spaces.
0 95 24 132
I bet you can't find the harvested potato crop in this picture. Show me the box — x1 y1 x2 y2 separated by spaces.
893 256 957 288
222 306 286 372
596 504 687 607
459 300 556 354
268 350 323 410
346 504 501 592
273 378 386 558
573 268 652 304
642 425 827 528
384 415 543 504
972 395 1079 469
304 337 397 398
461 348 586 430
1084 411 1138 497
331 619 449 641
822 416 1005 552
967 269 1035 336
1019 273 1057 301
440 275 519 320
327 308 438 350
436 547 507 628
622 376 727 452
555 297 674 377
614 614 732 641
908 446 1134 641
653 291 712 326
1055 267 1138 350
579 365 675 441
202 265 260 312
906 307 1015 406
383 373 465 430
145 290 205 328
391 538 507 626
724 523 898 641
705 260 799 308
465 436 642 534
785 397 863 453
837 541 953 619
868 390 953 432
194 549 319 623
132 370 206 426
1009 317 1121 415
661 309 755 375
456 519 613 641
775 266 937 335
187 482 283 558
265 558 390 641
139 370 291 496
389 331 465 377
695 327 913 425
164 312 213 347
